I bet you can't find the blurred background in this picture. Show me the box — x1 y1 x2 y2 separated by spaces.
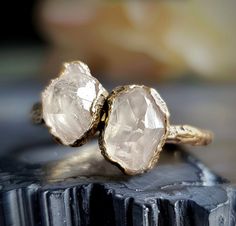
0 1 235 182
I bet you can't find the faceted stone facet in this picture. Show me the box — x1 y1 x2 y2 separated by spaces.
42 61 107 145
102 86 167 174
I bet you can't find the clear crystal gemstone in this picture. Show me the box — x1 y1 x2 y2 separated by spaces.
103 86 167 174
42 61 107 145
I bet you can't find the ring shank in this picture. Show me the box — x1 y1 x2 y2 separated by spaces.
166 125 213 146
31 103 213 146
31 102 44 124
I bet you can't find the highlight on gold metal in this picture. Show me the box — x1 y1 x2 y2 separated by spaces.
167 125 213 146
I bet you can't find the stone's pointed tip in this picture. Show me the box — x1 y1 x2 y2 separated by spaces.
62 61 91 76
63 60 83 66
63 62 69 68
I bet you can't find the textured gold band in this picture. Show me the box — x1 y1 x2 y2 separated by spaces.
167 125 213 146
31 102 43 124
31 103 213 146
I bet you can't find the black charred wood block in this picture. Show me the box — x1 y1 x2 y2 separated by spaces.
0 141 235 226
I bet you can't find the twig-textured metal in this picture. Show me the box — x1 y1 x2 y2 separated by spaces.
31 102 44 124
167 125 213 146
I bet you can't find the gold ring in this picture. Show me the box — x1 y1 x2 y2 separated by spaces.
31 61 213 175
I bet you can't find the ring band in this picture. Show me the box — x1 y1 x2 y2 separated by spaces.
31 61 213 175
31 105 213 147
167 125 213 146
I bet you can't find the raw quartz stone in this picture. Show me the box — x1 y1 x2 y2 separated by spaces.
104 86 167 174
42 61 107 145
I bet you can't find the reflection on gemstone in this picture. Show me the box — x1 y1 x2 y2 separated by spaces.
103 86 168 174
77 81 97 110
42 61 107 145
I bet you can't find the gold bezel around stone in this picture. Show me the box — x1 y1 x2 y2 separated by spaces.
41 61 108 147
99 85 170 175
